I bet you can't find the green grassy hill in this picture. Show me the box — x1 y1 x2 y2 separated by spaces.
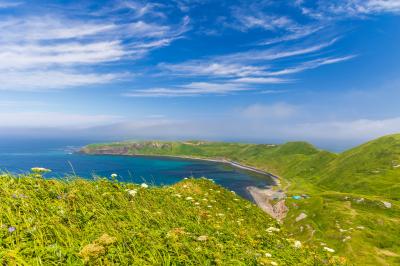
317 134 400 199
0 174 333 265
82 134 400 265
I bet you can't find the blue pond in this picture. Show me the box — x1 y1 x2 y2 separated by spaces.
0 139 274 200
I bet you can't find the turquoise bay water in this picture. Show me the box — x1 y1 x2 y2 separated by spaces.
0 139 274 200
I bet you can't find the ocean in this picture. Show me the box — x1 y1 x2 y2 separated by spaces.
0 138 274 200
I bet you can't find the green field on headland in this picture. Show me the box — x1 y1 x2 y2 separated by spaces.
0 173 334 265
81 134 400 265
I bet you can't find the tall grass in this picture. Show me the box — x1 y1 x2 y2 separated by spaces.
0 174 333 265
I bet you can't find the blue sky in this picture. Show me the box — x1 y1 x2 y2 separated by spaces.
0 0 400 150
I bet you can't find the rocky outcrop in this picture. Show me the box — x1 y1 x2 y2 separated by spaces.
247 186 288 221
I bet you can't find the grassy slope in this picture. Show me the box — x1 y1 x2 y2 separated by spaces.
317 134 400 199
0 174 333 265
82 134 400 265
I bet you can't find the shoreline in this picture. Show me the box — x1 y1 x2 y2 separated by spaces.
80 151 286 218
80 151 280 186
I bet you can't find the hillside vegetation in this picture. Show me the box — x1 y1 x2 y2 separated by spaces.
82 134 400 199
0 173 335 265
317 134 400 198
82 134 400 265
81 141 337 189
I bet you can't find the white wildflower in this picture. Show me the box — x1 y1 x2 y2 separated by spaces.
186 197 193 201
141 183 149 188
194 202 200 205
265 253 272 258
197 235 208 241
382 201 392 208
271 262 278 266
266 227 280 233
323 247 335 253
111 173 117 178
127 189 137 197
343 236 351 242
294 240 302 249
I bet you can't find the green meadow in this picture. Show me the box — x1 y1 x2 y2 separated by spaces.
82 133 400 265
0 174 335 265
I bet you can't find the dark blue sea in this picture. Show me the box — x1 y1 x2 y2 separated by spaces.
0 139 274 200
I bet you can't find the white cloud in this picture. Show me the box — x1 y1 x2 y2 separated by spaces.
266 55 356 76
258 25 324 45
0 17 116 42
298 0 400 20
366 0 400 12
159 62 269 78
124 82 249 97
232 77 290 84
0 1 22 8
154 38 347 88
0 71 127 91
220 38 339 63
159 39 341 78
151 37 352 97
0 6 190 91
115 1 166 18
233 13 296 32
0 42 126 70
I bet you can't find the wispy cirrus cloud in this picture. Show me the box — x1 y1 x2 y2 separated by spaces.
257 25 324 46
0 71 128 91
232 77 290 84
124 82 250 97
266 55 357 76
0 3 190 91
159 62 270 78
159 39 343 78
145 38 352 96
298 0 400 20
0 1 23 8
220 38 340 63
113 1 167 19
0 41 126 70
